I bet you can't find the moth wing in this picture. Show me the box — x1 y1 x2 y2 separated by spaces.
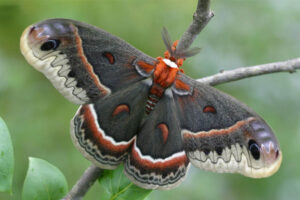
70 80 150 169
124 89 189 190
20 18 156 104
172 73 282 178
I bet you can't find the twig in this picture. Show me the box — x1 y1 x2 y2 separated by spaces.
62 165 102 200
197 58 300 86
176 0 214 53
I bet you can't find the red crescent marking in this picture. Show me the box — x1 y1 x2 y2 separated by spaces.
183 117 255 139
158 123 169 144
203 105 216 114
112 104 130 117
137 60 155 73
103 52 115 64
82 105 132 153
174 79 190 91
131 144 188 170
71 24 110 95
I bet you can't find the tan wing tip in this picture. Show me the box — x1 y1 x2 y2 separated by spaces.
244 150 282 178
20 25 33 57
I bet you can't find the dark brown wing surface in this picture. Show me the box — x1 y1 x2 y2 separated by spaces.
20 18 156 104
172 74 282 178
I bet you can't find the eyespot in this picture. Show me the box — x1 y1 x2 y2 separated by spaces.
215 147 223 155
203 148 210 155
40 39 60 51
248 140 260 160
68 71 76 78
76 81 83 88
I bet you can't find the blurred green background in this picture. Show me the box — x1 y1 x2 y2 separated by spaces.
0 0 299 199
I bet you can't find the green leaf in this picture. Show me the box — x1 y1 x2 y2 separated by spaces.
0 117 14 193
98 165 152 200
22 157 68 200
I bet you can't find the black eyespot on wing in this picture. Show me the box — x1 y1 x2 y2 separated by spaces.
40 39 61 51
248 140 260 160
203 148 210 155
68 71 76 78
76 81 83 88
215 147 223 155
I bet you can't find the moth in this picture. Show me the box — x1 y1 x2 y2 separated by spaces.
20 19 282 190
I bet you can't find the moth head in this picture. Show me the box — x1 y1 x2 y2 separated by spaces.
242 119 282 178
20 19 73 72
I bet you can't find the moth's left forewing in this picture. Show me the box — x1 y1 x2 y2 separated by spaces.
20 19 156 104
173 74 282 178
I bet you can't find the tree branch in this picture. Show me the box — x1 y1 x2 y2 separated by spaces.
197 58 300 86
176 0 214 53
63 165 102 200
